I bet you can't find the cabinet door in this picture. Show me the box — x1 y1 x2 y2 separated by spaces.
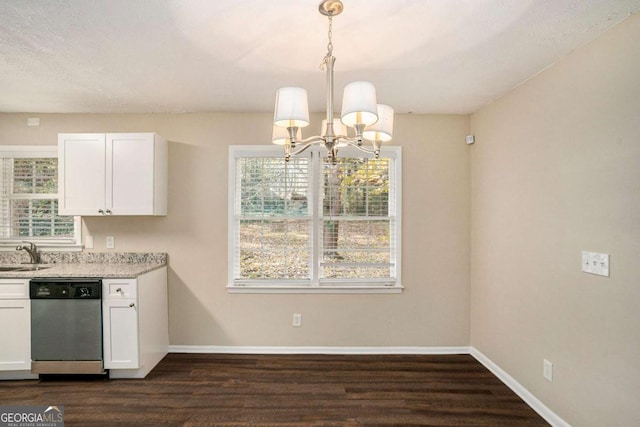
58 133 107 216
103 299 139 369
0 300 31 371
108 133 155 215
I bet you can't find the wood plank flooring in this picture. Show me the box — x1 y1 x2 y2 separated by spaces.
0 353 550 426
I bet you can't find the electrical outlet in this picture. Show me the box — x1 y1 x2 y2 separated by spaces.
85 235 94 249
543 359 553 382
293 313 302 327
106 236 115 249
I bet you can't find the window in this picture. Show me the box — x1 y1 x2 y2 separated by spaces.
229 145 401 293
0 146 80 249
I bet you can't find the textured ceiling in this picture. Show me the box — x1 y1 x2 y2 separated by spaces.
1 0 639 114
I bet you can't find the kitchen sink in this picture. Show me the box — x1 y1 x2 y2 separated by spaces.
0 265 52 272
19 265 52 271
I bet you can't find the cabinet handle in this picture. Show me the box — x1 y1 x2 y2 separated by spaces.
116 288 122 293
106 209 112 215
129 303 135 308
98 209 105 214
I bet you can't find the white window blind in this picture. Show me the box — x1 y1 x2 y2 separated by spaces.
229 146 402 292
320 157 397 282
235 155 312 282
0 148 77 244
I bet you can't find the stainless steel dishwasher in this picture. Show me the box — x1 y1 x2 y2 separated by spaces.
30 278 103 374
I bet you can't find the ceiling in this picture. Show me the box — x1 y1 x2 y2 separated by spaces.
1 0 639 115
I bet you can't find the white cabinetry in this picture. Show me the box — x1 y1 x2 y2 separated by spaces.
0 279 32 375
102 279 139 369
102 267 168 378
59 133 168 216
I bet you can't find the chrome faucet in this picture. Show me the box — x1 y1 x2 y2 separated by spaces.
16 241 40 264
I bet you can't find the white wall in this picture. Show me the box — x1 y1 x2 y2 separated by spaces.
470 12 640 427
0 112 471 348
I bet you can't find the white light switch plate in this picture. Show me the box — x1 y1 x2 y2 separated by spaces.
106 236 115 249
582 251 609 277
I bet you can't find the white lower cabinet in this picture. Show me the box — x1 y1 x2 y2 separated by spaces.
0 267 167 380
0 280 35 378
102 267 168 378
103 296 139 369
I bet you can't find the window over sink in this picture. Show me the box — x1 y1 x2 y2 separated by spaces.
0 146 81 250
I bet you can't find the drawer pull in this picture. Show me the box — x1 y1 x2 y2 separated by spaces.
116 288 122 293
129 303 135 308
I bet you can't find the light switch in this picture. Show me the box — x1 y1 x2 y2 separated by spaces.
581 251 591 273
582 251 609 277
597 253 609 277
106 236 115 249
85 235 94 249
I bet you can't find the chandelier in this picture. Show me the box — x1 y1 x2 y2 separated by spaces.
272 0 394 164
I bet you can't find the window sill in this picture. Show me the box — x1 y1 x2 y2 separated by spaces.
227 284 403 294
0 243 83 252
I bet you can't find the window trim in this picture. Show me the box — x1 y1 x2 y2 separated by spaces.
228 145 402 294
0 145 82 251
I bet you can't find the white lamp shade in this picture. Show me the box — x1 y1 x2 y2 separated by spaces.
321 118 348 138
363 104 394 142
272 125 302 145
340 81 378 127
274 87 310 128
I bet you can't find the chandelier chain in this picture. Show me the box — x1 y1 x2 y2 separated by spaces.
327 15 333 57
320 15 334 71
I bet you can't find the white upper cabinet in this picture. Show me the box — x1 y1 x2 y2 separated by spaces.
59 133 168 216
58 133 106 216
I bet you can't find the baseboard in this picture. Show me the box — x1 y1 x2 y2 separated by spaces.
167 344 568 426
169 345 471 355
470 348 571 427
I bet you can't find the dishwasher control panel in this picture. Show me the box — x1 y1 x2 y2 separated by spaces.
30 279 101 299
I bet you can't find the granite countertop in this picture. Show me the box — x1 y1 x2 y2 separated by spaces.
0 252 167 279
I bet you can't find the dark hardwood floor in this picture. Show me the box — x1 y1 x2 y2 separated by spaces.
0 353 549 426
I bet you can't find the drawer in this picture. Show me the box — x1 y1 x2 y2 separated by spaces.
0 279 29 299
102 279 137 299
